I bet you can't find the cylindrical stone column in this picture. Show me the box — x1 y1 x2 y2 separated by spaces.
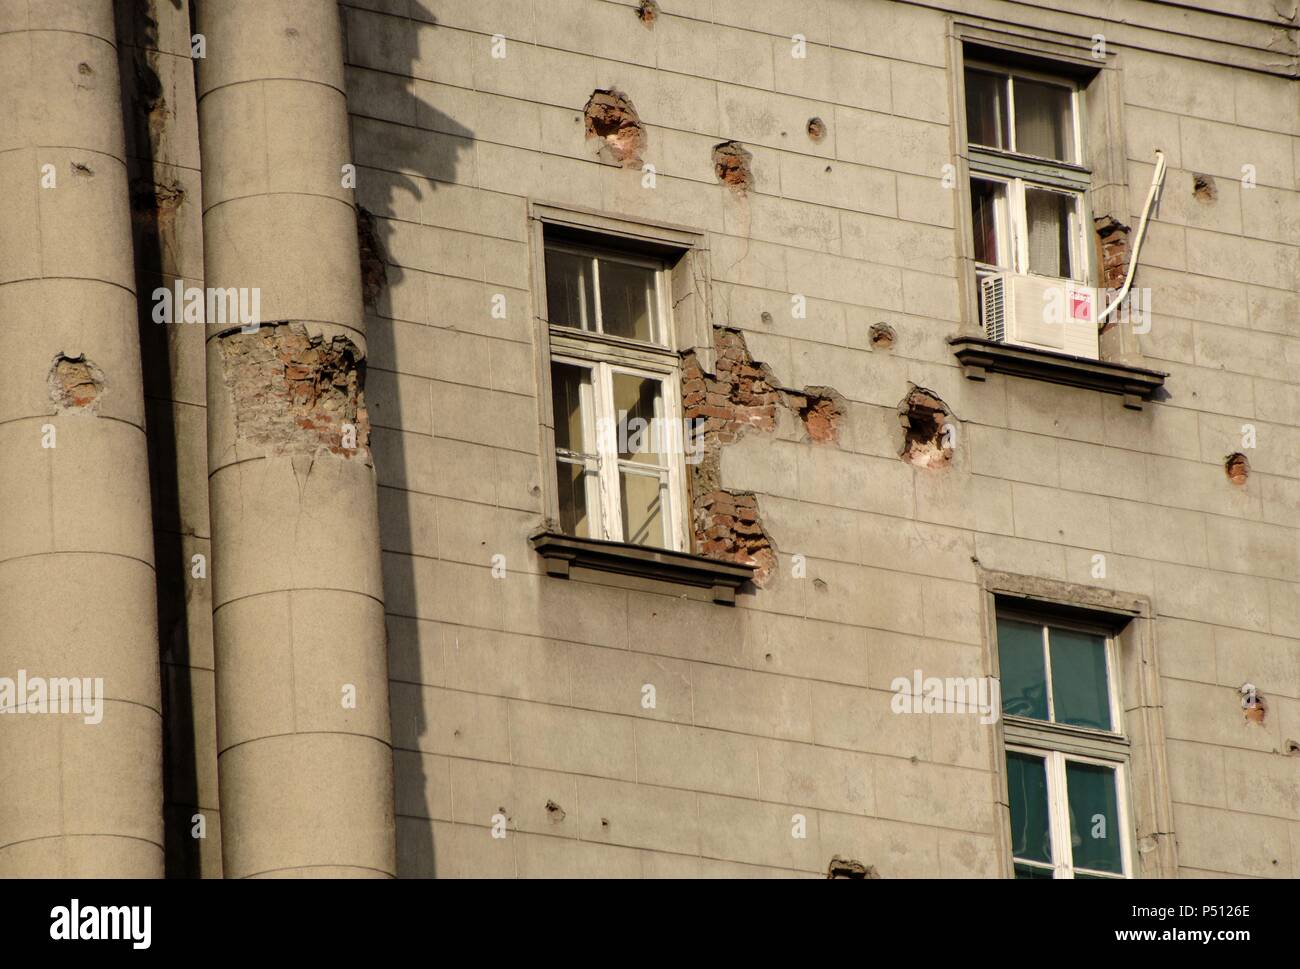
195 0 395 878
0 0 164 876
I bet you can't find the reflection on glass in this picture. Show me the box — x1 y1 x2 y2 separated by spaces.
971 178 1005 266
998 618 1048 721
598 258 658 343
546 249 595 330
1067 760 1122 873
1050 628 1111 730
965 69 1008 149
1007 752 1052 865
555 459 591 538
613 372 663 463
619 469 665 547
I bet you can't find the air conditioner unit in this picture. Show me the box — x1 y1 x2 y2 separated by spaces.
980 273 1099 360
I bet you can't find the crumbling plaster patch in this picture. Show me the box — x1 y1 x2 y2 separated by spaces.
683 327 844 584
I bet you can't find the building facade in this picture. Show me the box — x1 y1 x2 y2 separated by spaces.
0 0 1296 878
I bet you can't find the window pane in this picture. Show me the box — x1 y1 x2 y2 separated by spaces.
1025 188 1074 279
619 469 666 548
612 372 664 464
1066 761 1122 874
546 249 595 330
998 618 1048 721
1014 862 1055 879
556 460 593 538
551 362 594 539
598 258 659 343
1007 752 1052 865
551 362 590 454
971 178 1005 266
1013 78 1074 162
965 69 1008 149
1049 628 1112 731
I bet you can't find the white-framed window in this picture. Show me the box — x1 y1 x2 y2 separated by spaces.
996 612 1132 879
543 238 689 552
965 62 1091 286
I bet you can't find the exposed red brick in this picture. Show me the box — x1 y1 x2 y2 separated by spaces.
49 354 106 413
713 141 753 191
219 323 370 458
1095 215 1131 305
584 90 645 168
1225 452 1250 485
898 386 954 469
682 327 844 585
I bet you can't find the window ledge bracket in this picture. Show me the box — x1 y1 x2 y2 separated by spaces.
529 529 754 605
949 336 1166 409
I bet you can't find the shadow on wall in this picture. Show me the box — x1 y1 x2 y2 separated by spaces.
115 0 207 878
351 0 473 878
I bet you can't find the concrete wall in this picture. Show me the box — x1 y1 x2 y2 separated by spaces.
335 0 1298 878
110 0 1296 877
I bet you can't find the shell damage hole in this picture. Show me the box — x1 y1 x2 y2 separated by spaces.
583 90 645 169
712 141 753 192
869 322 896 350
806 116 826 142
49 354 106 413
1192 172 1217 202
683 328 844 585
899 387 954 469
1094 215 1131 305
220 323 370 457
827 856 880 879
1225 452 1249 485
635 0 658 26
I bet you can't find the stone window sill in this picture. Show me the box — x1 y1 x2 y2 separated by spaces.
949 336 1167 409
529 529 754 604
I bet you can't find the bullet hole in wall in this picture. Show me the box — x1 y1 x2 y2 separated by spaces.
1225 452 1249 485
827 856 880 879
635 0 659 26
713 141 753 191
869 322 896 350
899 387 954 469
1240 684 1265 723
545 800 566 822
806 116 826 142
1192 172 1217 202
584 89 645 168
49 354 106 413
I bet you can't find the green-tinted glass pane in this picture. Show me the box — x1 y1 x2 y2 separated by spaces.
598 258 658 343
1049 627 1111 730
998 618 1048 720
545 249 595 330
1067 761 1122 874
1014 862 1055 879
1006 752 1052 865
1074 871 1121 880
